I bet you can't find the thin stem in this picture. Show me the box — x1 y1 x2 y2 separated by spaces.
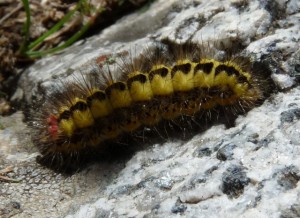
19 0 31 53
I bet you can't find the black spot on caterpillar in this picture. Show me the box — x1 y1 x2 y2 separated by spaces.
28 41 273 172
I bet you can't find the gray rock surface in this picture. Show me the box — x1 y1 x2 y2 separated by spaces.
1 0 300 217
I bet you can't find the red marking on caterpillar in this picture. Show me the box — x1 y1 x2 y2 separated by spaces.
47 114 59 140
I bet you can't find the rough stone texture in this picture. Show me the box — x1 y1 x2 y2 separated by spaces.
1 0 300 217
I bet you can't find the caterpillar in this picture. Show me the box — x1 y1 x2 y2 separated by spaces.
29 41 270 171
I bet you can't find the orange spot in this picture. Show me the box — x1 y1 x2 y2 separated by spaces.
96 55 109 64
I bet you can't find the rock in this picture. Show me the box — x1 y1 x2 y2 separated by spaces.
1 0 300 217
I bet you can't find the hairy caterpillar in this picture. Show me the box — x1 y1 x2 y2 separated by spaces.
29 41 270 171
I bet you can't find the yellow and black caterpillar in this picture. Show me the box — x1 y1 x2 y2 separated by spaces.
30 41 268 170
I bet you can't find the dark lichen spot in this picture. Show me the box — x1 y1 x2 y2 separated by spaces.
280 109 300 123
254 134 274 151
280 203 300 218
221 165 250 198
216 143 236 161
205 166 218 175
171 198 187 214
275 166 300 190
108 185 134 199
230 0 249 12
194 147 212 157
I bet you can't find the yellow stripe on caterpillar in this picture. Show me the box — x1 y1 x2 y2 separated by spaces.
149 65 173 96
71 98 94 129
127 73 154 102
106 82 132 109
193 59 215 88
59 118 75 138
87 90 113 118
172 59 195 92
